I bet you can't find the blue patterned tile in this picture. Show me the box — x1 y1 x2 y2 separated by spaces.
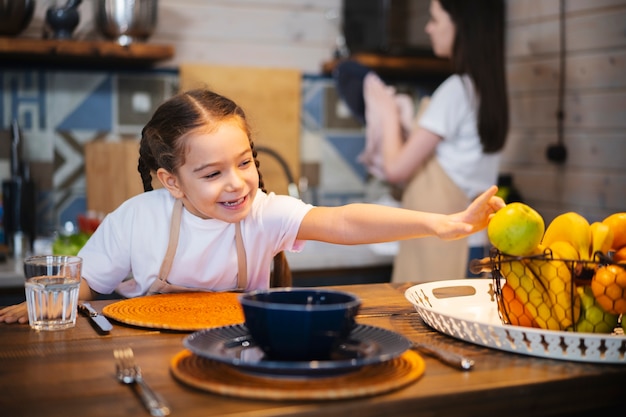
302 79 326 130
58 77 113 131
326 133 367 181
0 71 47 130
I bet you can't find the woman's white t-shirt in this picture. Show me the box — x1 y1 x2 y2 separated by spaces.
419 74 500 199
79 188 313 298
418 74 501 246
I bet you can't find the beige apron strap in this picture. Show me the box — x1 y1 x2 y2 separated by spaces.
152 199 247 293
235 222 248 290
158 199 184 282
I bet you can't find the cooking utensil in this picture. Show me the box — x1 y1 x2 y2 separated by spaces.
113 347 170 417
78 302 113 333
45 0 83 40
2 119 36 257
0 0 35 36
95 0 158 45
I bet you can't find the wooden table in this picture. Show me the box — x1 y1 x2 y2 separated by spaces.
1 283 624 417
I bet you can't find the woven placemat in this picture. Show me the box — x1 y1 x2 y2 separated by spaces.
170 349 425 401
102 292 244 331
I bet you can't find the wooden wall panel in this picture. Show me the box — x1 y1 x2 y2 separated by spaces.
152 0 342 72
509 168 626 221
502 1 626 223
507 9 626 58
510 92 626 129
508 50 626 93
504 132 626 171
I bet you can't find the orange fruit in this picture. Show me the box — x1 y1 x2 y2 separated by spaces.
613 246 626 263
501 282 536 328
602 212 626 250
591 264 626 314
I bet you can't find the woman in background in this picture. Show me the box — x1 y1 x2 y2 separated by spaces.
363 0 509 282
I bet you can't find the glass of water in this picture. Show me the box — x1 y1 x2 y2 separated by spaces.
23 255 82 331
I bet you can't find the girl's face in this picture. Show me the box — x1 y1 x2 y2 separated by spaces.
162 119 259 223
425 0 456 58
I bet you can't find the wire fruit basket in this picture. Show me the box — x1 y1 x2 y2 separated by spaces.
476 248 625 334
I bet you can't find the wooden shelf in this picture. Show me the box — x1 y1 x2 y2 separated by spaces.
0 37 174 68
323 52 451 78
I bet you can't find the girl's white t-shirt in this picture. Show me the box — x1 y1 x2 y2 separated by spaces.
418 74 501 246
79 188 313 298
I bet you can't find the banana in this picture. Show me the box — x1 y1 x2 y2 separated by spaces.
588 221 614 260
542 212 591 261
499 257 560 330
527 241 581 330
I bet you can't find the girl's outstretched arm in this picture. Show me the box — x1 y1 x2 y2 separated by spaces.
297 185 504 244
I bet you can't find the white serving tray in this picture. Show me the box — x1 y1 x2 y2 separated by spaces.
404 279 626 364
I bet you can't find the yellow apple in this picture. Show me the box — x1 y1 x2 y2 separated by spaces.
488 202 545 256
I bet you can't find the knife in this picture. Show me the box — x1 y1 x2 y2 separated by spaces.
412 341 475 371
78 302 113 333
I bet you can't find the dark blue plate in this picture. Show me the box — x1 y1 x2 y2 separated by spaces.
183 324 411 377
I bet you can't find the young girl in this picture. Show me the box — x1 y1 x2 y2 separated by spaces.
362 0 508 282
0 88 504 324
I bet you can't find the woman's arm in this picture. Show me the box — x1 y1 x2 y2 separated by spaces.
297 185 503 244
383 126 441 183
364 73 441 183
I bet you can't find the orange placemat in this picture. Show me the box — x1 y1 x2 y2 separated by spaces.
170 349 425 401
102 292 244 331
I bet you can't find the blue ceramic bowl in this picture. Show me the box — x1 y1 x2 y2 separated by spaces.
239 288 361 361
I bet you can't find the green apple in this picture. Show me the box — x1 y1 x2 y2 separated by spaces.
488 202 545 256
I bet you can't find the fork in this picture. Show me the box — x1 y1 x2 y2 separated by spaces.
113 347 171 416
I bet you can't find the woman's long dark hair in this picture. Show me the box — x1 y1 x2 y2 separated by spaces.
439 0 509 153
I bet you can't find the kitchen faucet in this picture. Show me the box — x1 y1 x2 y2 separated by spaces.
254 146 300 199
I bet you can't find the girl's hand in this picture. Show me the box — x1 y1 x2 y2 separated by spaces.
0 302 29 324
440 185 505 240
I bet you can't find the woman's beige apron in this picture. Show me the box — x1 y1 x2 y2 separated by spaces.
391 156 469 283
147 200 248 294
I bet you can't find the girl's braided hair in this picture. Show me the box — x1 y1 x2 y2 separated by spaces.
138 89 268 193
138 88 291 287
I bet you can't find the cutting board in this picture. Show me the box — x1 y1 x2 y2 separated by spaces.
84 140 161 214
179 64 301 196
